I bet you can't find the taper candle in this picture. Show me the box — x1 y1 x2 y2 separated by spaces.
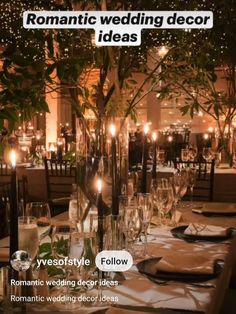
152 132 157 179
110 124 119 216
96 178 104 252
141 124 149 193
10 150 18 258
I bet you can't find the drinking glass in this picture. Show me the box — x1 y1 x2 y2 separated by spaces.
161 187 175 225
181 148 190 162
26 202 51 240
188 145 198 161
187 168 197 206
52 223 71 275
169 174 183 207
202 147 214 162
70 231 97 282
18 216 39 260
137 193 153 256
123 201 142 254
157 150 166 166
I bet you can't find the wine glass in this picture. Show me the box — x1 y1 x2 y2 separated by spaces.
123 202 142 255
202 147 214 162
186 168 197 206
52 223 71 275
161 187 175 225
70 231 97 283
26 202 51 240
181 148 190 162
137 193 153 256
18 216 39 261
169 174 184 207
189 145 198 161
157 149 166 166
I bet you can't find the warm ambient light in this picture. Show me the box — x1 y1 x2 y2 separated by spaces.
109 124 116 137
203 133 209 140
144 123 149 135
152 132 157 141
49 143 56 152
167 135 173 142
97 178 102 193
158 46 169 58
208 127 214 133
10 150 16 168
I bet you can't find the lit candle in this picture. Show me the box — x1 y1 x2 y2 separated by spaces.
96 179 104 252
152 132 157 179
168 135 173 166
110 124 119 216
49 143 56 160
141 124 149 193
57 139 63 162
9 150 19 258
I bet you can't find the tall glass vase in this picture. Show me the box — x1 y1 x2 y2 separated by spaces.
75 117 129 228
217 137 233 168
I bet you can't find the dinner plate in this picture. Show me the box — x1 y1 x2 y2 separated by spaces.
136 257 223 283
170 225 234 242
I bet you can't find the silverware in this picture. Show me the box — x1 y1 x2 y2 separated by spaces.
148 276 215 288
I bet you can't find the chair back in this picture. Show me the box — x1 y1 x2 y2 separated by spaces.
174 160 215 202
44 158 76 202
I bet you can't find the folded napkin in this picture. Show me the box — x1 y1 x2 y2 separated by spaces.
184 223 230 237
155 253 214 275
198 203 236 214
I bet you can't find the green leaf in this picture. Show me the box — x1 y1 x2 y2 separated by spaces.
180 105 190 115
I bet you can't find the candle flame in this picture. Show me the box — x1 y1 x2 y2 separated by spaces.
144 124 149 135
168 135 173 142
109 124 116 137
97 178 102 193
203 133 209 140
152 132 157 141
49 143 56 152
10 150 16 168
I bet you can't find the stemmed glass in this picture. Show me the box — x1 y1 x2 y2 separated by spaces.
18 216 39 261
70 231 97 283
52 223 71 281
189 145 198 161
157 149 166 166
160 187 175 225
186 168 197 206
202 147 214 162
137 193 153 256
123 202 142 255
26 202 51 241
169 174 185 208
181 148 190 162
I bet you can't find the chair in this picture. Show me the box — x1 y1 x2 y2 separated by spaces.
174 160 215 202
44 158 76 215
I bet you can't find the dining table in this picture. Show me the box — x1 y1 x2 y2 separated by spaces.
1 201 236 313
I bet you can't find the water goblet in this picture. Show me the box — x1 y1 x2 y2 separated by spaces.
26 202 51 241
202 147 214 162
18 216 39 261
137 193 153 256
181 148 190 162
